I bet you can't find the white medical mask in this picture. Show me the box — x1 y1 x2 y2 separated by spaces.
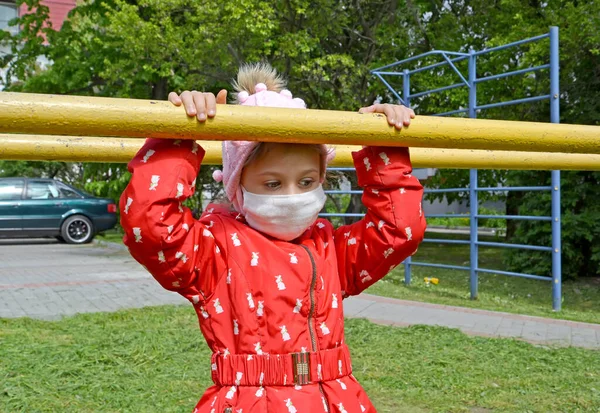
241 186 327 241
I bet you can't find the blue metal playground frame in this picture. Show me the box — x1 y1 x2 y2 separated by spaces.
325 27 562 310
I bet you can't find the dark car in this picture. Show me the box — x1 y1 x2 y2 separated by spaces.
0 178 117 244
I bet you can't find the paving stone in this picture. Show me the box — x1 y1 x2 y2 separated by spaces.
342 297 375 317
545 325 572 342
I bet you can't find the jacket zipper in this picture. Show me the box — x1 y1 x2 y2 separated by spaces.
300 245 318 352
300 245 330 412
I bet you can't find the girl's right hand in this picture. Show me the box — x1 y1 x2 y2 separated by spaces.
168 89 228 122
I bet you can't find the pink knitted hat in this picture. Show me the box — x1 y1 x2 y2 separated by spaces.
213 82 335 213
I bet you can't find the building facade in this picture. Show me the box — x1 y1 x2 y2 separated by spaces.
1 0 77 89
1 0 77 32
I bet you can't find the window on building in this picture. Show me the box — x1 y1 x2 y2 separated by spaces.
0 1 18 35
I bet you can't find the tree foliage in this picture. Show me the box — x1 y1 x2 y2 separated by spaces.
366 0 600 279
1 0 599 277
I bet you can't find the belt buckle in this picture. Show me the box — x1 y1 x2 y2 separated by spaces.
292 352 311 385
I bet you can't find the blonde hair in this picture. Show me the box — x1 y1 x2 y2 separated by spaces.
232 63 286 103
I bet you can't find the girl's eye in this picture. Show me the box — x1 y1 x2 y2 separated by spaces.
300 179 315 188
265 181 280 189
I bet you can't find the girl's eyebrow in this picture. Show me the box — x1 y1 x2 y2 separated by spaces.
257 168 319 176
300 168 320 175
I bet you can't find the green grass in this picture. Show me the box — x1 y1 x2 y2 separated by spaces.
367 233 600 324
97 229 124 244
1 306 599 413
98 230 600 324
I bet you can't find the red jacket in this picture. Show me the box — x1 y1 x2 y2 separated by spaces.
120 138 426 413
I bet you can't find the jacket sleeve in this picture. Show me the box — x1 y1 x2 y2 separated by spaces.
119 138 227 304
334 146 426 298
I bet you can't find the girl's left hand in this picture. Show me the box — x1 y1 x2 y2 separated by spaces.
358 104 415 130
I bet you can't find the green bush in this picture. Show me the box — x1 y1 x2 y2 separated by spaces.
426 215 470 228
478 206 507 229
425 208 506 230
504 171 600 280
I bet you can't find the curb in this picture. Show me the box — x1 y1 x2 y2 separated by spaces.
359 293 600 329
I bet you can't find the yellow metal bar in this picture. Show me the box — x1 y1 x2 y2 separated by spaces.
1 92 599 154
2 134 600 170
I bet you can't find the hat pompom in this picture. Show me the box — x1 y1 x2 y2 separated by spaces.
237 91 249 103
255 83 268 93
292 97 306 108
212 169 224 183
280 89 293 99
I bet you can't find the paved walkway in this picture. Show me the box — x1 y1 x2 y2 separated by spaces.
1 239 598 349
344 294 600 349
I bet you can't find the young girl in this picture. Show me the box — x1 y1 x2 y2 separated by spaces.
120 63 425 413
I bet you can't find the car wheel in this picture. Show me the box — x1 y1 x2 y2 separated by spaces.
61 215 94 244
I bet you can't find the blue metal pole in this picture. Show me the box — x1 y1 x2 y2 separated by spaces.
468 49 479 300
550 26 562 311
403 69 412 285
403 69 411 108
468 50 477 119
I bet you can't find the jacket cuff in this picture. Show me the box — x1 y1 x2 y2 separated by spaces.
351 146 412 187
128 138 205 172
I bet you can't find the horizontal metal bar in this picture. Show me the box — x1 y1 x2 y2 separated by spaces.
475 186 552 192
3 134 600 171
371 50 470 72
475 95 551 111
431 108 469 117
324 190 363 195
408 262 471 271
425 188 469 194
475 64 550 83
321 212 548 222
16 91 596 153
422 238 471 245
425 214 469 218
408 55 470 75
327 188 472 195
476 267 551 281
371 71 408 76
472 33 550 56
475 214 551 221
409 82 466 99
318 213 364 217
475 241 553 252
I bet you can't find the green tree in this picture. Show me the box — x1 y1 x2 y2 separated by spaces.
1 0 599 277
1 0 417 223
1 0 278 205
404 0 600 279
